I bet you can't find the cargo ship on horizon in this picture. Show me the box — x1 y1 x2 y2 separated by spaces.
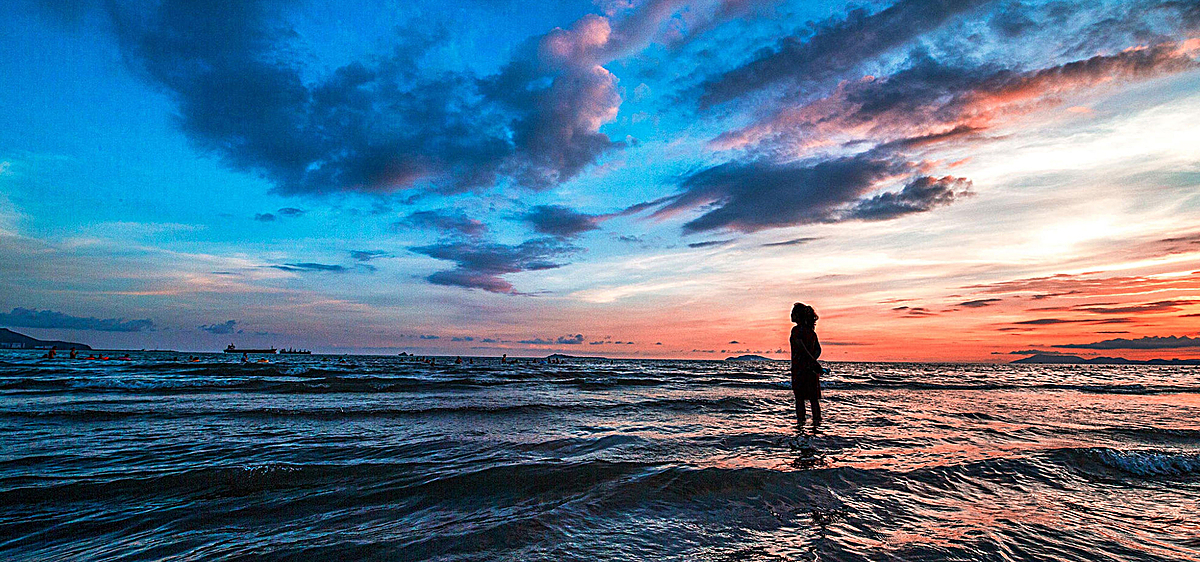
223 344 277 354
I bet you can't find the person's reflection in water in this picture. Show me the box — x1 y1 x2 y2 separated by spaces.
790 303 822 428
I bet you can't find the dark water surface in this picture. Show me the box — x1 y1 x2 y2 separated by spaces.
1 352 1198 561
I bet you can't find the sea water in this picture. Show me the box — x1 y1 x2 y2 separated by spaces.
1 352 1198 560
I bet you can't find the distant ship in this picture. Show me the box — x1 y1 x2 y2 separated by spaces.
278 348 311 355
224 344 277 354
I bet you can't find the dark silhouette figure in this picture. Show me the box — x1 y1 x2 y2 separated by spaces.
790 303 822 427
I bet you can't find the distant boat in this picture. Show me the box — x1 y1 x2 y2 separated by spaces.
224 344 276 354
278 348 311 355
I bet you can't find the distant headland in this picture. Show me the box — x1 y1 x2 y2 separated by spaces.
0 328 91 350
1012 353 1200 366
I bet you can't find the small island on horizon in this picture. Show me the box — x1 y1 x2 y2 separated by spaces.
725 354 776 361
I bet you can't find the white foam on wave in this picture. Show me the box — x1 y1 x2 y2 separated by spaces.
1093 448 1200 477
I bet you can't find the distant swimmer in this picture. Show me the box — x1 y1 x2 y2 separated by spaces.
242 352 249 363
47 347 57 359
501 354 507 365
790 303 823 428
70 348 78 360
455 356 463 364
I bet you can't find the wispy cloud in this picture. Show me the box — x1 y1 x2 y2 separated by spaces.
271 263 348 273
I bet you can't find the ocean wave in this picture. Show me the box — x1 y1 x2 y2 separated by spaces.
720 379 1200 395
0 396 765 422
1084 448 1200 477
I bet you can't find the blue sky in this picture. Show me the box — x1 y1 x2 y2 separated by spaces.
2 0 1199 359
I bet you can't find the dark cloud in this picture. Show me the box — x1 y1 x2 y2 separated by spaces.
199 320 240 334
518 334 584 345
654 155 909 233
688 239 734 248
1014 318 1086 325
520 205 600 238
958 298 1002 308
557 334 584 345
349 250 391 262
399 209 488 237
0 307 155 332
105 0 623 196
762 237 818 247
1055 335 1200 350
256 207 305 222
451 336 474 342
846 176 972 221
892 305 937 317
700 0 990 106
482 32 623 189
411 237 577 293
271 262 348 273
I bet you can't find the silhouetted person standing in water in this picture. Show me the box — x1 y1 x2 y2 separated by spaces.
790 303 822 427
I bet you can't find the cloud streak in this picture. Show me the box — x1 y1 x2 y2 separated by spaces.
1055 335 1200 349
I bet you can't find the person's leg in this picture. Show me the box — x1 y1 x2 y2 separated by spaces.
811 399 821 427
793 373 806 424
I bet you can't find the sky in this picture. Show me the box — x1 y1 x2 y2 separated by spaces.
1 0 1199 360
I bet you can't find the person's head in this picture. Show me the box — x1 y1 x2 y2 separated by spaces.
791 303 818 328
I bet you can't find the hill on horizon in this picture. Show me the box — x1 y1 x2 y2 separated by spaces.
0 328 92 350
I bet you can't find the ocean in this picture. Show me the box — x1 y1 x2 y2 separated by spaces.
1 352 1198 561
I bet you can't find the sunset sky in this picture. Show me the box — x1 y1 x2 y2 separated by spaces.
2 0 1199 360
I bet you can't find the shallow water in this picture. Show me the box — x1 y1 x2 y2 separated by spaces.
1 352 1198 561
